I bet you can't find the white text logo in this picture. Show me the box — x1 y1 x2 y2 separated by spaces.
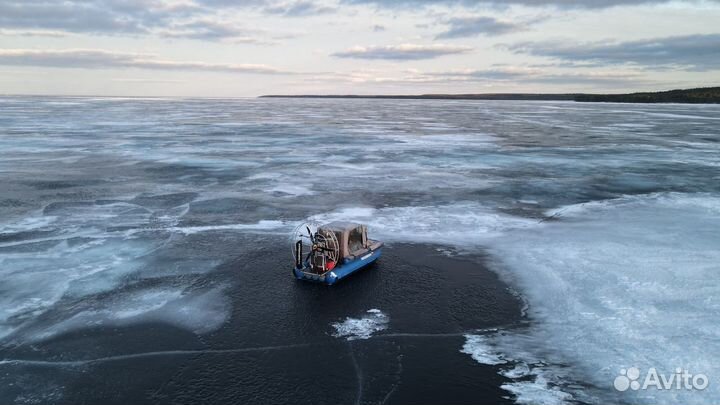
614 367 709 392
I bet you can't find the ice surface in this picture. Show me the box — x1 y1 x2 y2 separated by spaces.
165 220 287 235
33 287 229 341
316 193 720 404
500 363 531 379
2 97 720 404
312 204 537 247
501 376 575 405
332 309 389 341
0 194 271 342
462 332 577 404
312 192 720 403
266 184 315 197
461 334 507 365
480 193 720 404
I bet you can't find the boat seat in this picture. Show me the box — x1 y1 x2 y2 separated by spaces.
347 240 384 260
349 248 369 258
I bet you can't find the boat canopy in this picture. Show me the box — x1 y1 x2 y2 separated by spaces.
320 221 368 260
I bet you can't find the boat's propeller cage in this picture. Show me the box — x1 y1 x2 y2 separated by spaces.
291 221 340 273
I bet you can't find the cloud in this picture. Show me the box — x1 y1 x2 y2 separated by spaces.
158 20 275 43
3 0 714 44
433 67 644 85
332 44 473 60
0 49 289 74
442 66 632 83
342 0 718 9
429 66 544 80
0 0 326 40
435 16 525 39
167 0 337 17
506 34 720 71
0 0 194 35
0 29 69 37
111 78 186 83
263 0 336 16
312 66 645 87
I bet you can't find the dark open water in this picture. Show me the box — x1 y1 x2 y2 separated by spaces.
0 97 719 405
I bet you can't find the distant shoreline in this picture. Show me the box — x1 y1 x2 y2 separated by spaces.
261 86 720 104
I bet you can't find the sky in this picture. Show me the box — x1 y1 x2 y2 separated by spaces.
0 0 719 96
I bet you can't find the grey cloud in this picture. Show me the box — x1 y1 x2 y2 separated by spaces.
263 1 336 16
0 29 68 37
313 66 645 87
111 78 186 83
342 0 717 9
333 44 473 60
436 16 524 39
0 49 289 74
159 20 271 43
191 0 336 16
507 34 720 71
0 0 328 40
4 0 711 43
428 67 541 80
524 74 644 85
0 0 194 35
421 67 644 86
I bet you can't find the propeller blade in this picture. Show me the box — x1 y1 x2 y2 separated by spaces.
304 251 313 263
306 226 314 243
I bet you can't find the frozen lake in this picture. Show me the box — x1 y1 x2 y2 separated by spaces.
1 97 719 404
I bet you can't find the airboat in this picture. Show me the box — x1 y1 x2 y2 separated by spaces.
291 221 383 285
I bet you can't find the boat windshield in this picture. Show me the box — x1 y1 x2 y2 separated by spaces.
348 227 365 253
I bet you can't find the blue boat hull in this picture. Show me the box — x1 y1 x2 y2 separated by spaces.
293 248 382 285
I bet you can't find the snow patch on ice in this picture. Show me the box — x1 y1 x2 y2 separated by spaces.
332 309 389 341
501 375 574 405
484 192 720 404
0 215 57 233
500 363 531 379
461 334 507 365
166 220 287 235
311 203 536 247
267 183 315 196
31 288 229 342
0 197 244 343
462 333 575 405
